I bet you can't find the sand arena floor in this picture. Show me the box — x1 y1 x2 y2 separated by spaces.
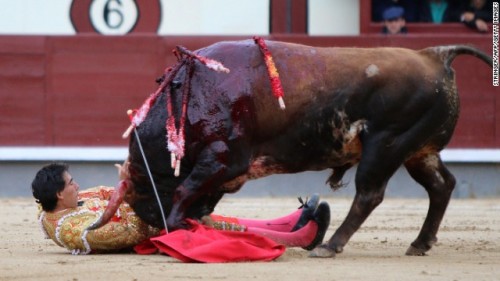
1 196 499 281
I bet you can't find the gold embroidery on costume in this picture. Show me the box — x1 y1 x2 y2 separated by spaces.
211 221 246 232
38 186 160 255
201 215 247 232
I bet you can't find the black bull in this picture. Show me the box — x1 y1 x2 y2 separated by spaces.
92 39 493 257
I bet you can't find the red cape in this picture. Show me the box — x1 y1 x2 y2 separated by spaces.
134 220 286 263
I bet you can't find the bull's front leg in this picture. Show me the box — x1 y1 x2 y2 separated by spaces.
167 141 230 230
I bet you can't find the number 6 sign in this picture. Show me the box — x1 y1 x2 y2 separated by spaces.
70 0 161 34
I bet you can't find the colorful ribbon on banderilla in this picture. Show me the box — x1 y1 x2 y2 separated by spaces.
253 36 286 110
122 37 285 177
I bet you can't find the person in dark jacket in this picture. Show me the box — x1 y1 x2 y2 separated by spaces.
459 0 493 32
418 0 463 23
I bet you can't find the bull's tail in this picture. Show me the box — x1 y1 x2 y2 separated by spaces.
425 45 493 70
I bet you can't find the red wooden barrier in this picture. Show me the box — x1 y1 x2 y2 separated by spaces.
0 34 495 147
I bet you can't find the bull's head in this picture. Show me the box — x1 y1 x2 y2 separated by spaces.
87 45 232 231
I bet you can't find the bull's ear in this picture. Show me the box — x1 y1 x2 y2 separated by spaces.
171 80 182 89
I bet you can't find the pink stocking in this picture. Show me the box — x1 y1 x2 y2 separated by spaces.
235 209 303 232
247 220 318 247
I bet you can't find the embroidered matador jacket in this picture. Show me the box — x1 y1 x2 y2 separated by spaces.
38 186 160 254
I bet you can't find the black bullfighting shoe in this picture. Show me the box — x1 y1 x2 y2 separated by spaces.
303 201 331 251
291 193 320 232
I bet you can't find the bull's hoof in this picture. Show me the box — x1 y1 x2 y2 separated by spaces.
167 220 190 231
166 217 191 232
309 244 336 258
405 245 428 256
406 238 436 256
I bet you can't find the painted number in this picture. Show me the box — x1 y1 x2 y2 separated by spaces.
104 0 124 29
90 0 138 34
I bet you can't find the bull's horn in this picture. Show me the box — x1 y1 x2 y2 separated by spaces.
86 180 130 231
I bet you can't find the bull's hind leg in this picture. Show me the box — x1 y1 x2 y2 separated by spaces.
404 152 456 255
312 131 407 257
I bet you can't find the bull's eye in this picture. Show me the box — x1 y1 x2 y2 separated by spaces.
171 80 182 89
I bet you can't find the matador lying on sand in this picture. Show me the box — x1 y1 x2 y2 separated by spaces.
32 162 330 257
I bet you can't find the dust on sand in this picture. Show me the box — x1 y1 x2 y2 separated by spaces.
1 196 499 281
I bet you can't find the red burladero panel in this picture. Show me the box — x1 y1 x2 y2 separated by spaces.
0 37 47 145
0 35 496 147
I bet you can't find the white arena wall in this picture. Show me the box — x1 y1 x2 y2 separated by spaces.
0 0 360 36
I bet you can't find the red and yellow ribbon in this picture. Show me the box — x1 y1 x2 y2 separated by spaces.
253 36 286 110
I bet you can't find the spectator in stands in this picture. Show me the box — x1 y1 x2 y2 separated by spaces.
372 0 419 22
459 0 493 32
418 0 462 23
382 6 408 34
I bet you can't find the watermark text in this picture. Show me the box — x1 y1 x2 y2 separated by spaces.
493 2 499 86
